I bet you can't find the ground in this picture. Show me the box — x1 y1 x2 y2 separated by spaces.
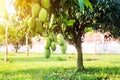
0 53 120 80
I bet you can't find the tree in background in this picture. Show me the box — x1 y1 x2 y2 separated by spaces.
14 0 120 72
0 0 9 63
0 15 32 53
0 23 22 53
92 0 120 38
0 23 6 46
14 0 36 56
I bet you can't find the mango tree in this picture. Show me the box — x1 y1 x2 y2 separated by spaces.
14 0 92 71
14 0 120 72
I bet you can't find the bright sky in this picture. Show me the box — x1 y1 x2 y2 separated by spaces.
0 0 15 22
4 0 15 15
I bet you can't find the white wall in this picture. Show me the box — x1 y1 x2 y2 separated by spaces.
0 41 120 54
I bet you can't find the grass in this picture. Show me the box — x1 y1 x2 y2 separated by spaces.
0 52 120 80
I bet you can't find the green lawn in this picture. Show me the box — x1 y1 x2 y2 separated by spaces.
0 52 120 80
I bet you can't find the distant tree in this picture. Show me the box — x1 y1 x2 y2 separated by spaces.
0 0 9 63
9 15 32 53
0 24 5 46
0 16 32 53
14 0 35 55
0 24 21 53
92 0 120 38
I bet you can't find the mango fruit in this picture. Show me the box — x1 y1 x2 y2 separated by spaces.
28 17 36 30
32 3 40 18
44 48 51 58
44 38 51 49
39 8 48 22
57 34 65 46
41 0 50 9
51 42 56 51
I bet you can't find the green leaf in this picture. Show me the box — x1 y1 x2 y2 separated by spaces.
62 0 68 4
84 0 93 10
78 0 84 12
73 0 79 6
66 19 76 26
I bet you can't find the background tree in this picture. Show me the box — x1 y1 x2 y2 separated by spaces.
0 23 22 53
0 0 9 63
8 16 22 53
92 0 120 38
0 23 6 46
0 16 32 53
14 0 36 55
14 0 120 72
9 15 32 53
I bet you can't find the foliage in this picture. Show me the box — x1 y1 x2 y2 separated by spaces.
92 0 120 38
14 0 120 43
0 24 21 45
0 53 120 80
14 0 32 19
14 0 93 43
0 24 5 45
0 18 31 50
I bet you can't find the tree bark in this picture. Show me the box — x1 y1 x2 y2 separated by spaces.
74 36 85 72
15 43 18 53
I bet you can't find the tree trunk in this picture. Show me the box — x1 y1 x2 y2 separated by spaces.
74 37 85 72
26 34 29 56
15 48 18 53
5 24 8 63
15 43 18 53
14 42 18 53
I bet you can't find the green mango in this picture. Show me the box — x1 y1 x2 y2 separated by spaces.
44 48 51 58
44 38 51 49
57 34 65 46
28 17 35 30
39 8 48 22
32 3 40 18
51 42 56 51
41 0 50 9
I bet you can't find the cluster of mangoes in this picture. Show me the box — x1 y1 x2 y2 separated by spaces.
25 0 67 58
26 0 50 35
44 37 56 58
44 34 67 58
57 34 67 54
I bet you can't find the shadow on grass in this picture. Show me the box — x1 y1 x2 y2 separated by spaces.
70 66 120 80
8 56 68 63
0 66 120 80
9 57 57 63
8 54 100 63
110 61 120 64
84 58 99 61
